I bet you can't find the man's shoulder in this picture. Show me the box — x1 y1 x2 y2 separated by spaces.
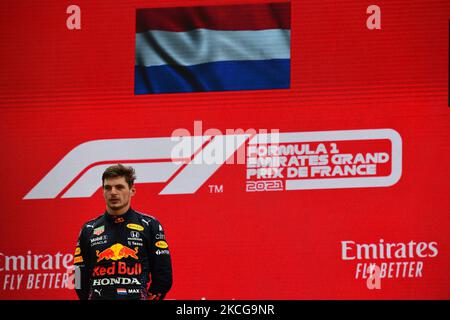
81 213 104 230
130 209 158 225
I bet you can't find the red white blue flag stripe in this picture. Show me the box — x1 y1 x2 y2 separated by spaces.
135 2 291 94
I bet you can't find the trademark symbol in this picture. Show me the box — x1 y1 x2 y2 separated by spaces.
208 185 223 193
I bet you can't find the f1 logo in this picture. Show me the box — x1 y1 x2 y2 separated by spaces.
24 129 402 199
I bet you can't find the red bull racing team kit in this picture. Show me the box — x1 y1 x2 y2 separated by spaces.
74 208 172 300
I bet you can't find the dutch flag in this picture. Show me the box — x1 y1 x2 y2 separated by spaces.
135 2 291 94
116 288 127 295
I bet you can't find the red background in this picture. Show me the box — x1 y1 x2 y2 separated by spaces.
0 0 449 299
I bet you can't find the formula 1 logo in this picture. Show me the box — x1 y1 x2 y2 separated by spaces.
24 129 402 199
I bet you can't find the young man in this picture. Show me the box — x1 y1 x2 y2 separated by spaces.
73 164 172 300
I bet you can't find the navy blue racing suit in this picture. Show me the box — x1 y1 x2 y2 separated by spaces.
73 208 172 300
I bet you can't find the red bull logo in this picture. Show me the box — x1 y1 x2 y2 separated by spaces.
92 262 142 277
96 243 139 262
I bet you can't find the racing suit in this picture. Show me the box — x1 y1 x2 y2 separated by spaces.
73 208 172 300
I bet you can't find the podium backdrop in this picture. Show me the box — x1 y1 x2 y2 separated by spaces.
0 0 449 299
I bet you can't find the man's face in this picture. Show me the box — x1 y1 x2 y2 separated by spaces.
103 176 135 212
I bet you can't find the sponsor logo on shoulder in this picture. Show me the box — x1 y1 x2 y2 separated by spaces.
94 225 104 236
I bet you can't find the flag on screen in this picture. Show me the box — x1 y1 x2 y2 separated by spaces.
135 2 291 94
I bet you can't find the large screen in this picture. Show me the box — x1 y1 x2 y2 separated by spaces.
0 0 449 299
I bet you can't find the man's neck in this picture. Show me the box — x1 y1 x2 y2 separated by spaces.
106 206 130 216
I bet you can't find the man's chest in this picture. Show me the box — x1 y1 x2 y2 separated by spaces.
87 223 148 264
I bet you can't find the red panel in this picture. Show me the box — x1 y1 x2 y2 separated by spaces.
136 2 290 32
0 0 449 299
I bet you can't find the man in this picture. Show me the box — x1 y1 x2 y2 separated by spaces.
73 164 172 300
